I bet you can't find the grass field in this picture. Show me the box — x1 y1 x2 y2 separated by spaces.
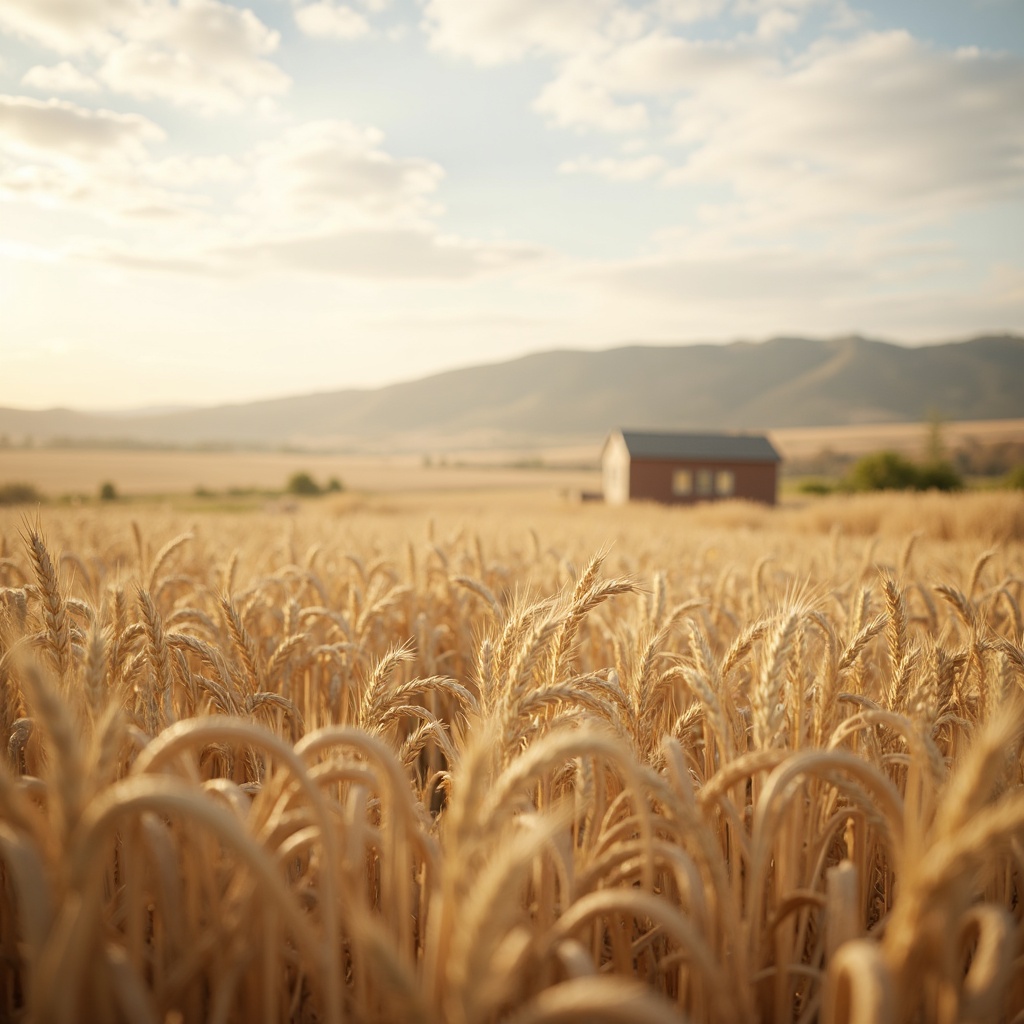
2 417 1021 501
1 491 1024 1022
0 446 602 500
769 417 1024 462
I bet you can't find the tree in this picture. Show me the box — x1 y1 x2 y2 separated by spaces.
286 471 321 496
99 481 118 501
844 451 963 492
844 451 920 491
915 460 963 492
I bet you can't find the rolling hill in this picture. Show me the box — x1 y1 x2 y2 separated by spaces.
2 334 1022 452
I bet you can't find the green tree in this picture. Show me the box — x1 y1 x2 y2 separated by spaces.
286 471 321 496
844 451 920 491
915 460 963 492
844 451 963 492
99 481 118 501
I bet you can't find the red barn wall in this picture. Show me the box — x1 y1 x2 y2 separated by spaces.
628 458 778 505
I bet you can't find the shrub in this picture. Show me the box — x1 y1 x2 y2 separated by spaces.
915 461 963 492
1005 465 1024 490
99 481 118 502
844 451 920 492
0 482 44 505
286 471 321 496
325 477 344 493
797 479 833 495
843 452 963 493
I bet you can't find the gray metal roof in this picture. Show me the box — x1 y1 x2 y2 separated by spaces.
613 430 781 463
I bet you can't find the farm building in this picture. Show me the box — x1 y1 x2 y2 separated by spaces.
602 429 781 506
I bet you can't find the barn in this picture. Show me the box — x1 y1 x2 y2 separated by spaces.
602 429 781 506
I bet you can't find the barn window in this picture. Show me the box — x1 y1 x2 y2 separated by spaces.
672 470 693 495
716 470 735 496
696 469 713 496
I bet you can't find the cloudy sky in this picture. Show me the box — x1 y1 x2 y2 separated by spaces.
1 0 1022 409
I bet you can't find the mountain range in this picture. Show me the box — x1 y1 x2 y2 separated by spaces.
2 334 1022 452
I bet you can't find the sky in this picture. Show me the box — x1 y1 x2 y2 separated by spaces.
1 0 1022 410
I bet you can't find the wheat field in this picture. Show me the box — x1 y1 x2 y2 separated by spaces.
1 493 1023 1023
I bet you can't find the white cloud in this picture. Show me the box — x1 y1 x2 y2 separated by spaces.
655 0 729 23
212 121 549 279
535 71 649 133
0 158 206 222
528 19 1024 341
0 106 546 282
147 153 242 187
422 0 617 65
70 242 212 274
525 23 1024 229
0 0 129 54
236 120 445 231
0 94 223 222
98 40 288 114
163 0 281 64
97 0 290 113
594 247 868 306
573 243 1024 344
734 0 840 25
0 0 290 113
295 2 370 40
756 8 799 39
566 32 769 98
0 94 163 160
532 32 768 133
215 228 544 279
559 153 666 181
22 61 102 94
669 32 1024 215
76 223 547 282
422 0 1015 240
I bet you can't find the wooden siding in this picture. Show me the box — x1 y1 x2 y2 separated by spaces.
627 458 778 505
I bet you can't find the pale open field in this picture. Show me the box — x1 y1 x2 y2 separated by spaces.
768 417 1024 461
0 447 602 498
3 418 1022 499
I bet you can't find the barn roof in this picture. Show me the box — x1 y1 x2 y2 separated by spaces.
610 430 781 463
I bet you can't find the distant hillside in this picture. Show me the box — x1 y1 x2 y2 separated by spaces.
2 334 1022 451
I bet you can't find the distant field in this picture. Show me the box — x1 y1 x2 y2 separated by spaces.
768 417 1024 460
0 446 601 498
1 418 1021 498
